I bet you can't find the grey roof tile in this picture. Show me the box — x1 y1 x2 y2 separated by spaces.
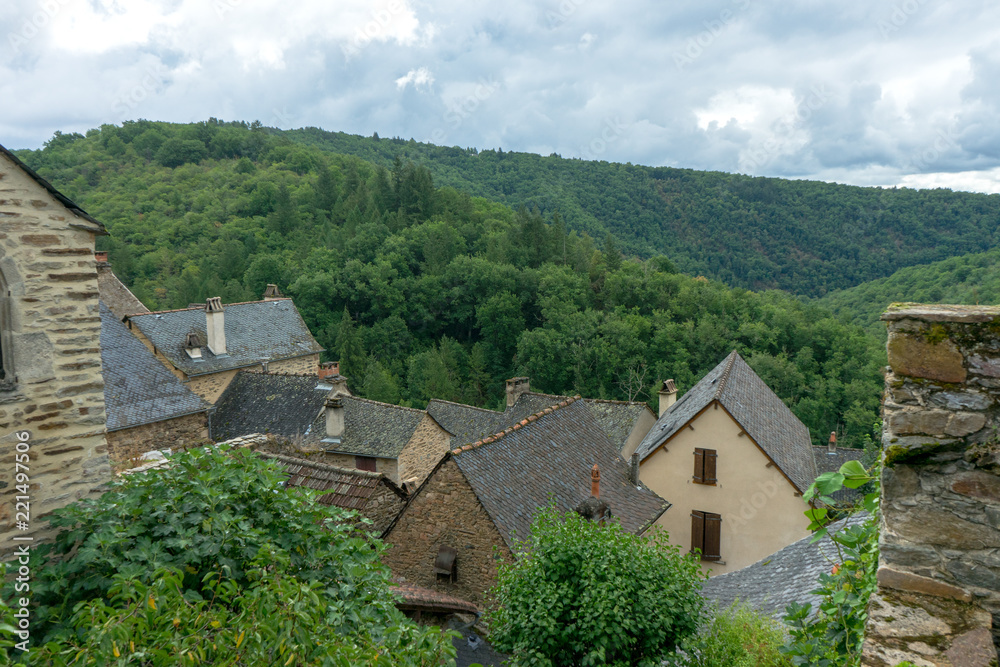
635 351 818 494
307 396 426 458
812 446 866 505
100 302 211 431
126 299 323 377
257 451 406 512
453 399 670 550
426 399 509 448
506 392 652 452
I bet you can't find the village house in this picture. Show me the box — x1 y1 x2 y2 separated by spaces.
212 371 452 485
0 144 111 548
634 350 818 574
380 396 670 605
122 293 324 403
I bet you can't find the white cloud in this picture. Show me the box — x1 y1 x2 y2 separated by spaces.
395 67 434 90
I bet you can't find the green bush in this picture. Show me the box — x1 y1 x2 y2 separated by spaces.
666 602 791 667
488 507 706 667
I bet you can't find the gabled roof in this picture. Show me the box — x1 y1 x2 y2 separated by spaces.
126 299 323 377
451 398 670 549
100 302 211 431
701 513 869 618
212 372 328 441
812 446 864 505
426 399 508 448
306 396 427 458
0 143 106 235
506 392 654 452
634 351 817 494
256 452 406 510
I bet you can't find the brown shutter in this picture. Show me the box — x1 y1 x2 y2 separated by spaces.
690 510 705 556
693 448 704 483
703 512 722 561
704 449 717 484
355 456 377 472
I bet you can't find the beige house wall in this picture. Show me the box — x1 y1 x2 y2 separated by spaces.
0 151 111 550
321 452 399 482
621 408 658 458
398 414 451 487
640 402 811 575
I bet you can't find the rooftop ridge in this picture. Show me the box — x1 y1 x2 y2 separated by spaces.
255 451 384 479
452 395 582 455
240 369 323 379
427 398 503 414
714 350 739 398
129 298 293 318
583 397 647 406
347 395 425 414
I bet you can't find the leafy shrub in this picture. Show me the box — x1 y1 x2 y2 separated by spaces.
666 602 791 667
488 506 706 667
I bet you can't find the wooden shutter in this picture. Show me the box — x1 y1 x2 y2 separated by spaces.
355 456 377 472
703 512 722 561
693 448 705 483
704 449 717 484
690 511 705 556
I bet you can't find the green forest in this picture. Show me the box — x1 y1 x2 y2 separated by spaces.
16 120 899 447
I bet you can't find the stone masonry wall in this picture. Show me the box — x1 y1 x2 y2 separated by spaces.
863 304 1000 667
106 412 209 468
365 483 407 535
382 457 511 607
0 152 111 551
398 414 452 487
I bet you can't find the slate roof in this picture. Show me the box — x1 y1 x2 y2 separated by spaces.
812 446 865 505
306 396 427 458
634 351 818 494
100 302 211 431
701 513 869 618
212 372 328 441
426 399 508 448
256 452 406 510
452 398 670 549
506 392 653 452
126 299 323 377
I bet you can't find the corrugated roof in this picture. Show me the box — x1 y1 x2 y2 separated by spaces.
100 302 211 431
634 351 817 494
212 372 328 441
453 398 670 550
126 299 323 376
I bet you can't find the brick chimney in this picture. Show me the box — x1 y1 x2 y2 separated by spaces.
263 284 282 300
325 397 345 438
658 379 677 417
505 376 530 408
828 431 837 453
94 251 109 265
318 361 340 379
576 464 610 523
205 297 227 356
591 464 600 498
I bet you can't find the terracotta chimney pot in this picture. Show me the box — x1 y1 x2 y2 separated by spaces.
591 464 601 498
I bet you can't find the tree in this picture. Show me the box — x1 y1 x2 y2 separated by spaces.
603 232 622 272
489 507 706 666
336 306 366 383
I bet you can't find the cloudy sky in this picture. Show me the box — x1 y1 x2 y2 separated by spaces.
2 0 1000 193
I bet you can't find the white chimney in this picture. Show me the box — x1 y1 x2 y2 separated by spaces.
205 297 227 356
658 379 677 417
505 376 530 408
325 397 345 438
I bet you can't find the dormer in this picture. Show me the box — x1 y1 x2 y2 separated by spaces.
184 332 204 361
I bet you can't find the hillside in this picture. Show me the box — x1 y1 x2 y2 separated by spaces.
283 127 1000 297
13 119 885 447
816 249 1000 335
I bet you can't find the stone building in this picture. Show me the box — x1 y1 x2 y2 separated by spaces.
633 351 818 575
0 143 111 548
212 371 452 485
123 297 323 403
381 397 669 605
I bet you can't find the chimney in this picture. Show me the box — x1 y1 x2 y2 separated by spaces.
318 361 340 379
575 464 610 523
263 284 282 300
658 379 677 417
591 464 600 498
629 453 640 486
184 332 203 360
94 251 109 265
205 297 227 356
505 376 530 408
828 431 837 453
325 397 345 438
327 373 351 397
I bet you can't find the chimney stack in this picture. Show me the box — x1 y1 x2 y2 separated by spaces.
184 332 203 360
629 453 640 486
263 284 282 300
327 373 351 397
95 251 109 265
505 376 531 408
591 464 601 498
205 297 227 356
318 361 340 379
658 379 677 417
325 397 345 438
828 431 837 453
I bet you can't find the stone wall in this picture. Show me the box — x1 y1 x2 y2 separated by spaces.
106 412 209 469
398 414 452 486
365 483 408 535
382 457 511 606
863 304 1000 666
0 151 111 550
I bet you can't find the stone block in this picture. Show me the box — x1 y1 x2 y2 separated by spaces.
951 471 1000 503
931 390 993 411
969 355 1000 379
878 567 974 602
888 409 951 436
887 331 967 383
885 505 1000 549
946 412 988 437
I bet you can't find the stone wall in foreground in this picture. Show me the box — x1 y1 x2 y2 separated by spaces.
863 304 1000 667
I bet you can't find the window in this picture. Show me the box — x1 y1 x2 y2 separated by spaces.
355 456 377 472
693 448 717 484
434 545 457 582
691 510 722 561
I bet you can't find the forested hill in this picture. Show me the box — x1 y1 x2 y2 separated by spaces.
283 126 1000 297
816 248 1000 335
14 119 884 448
